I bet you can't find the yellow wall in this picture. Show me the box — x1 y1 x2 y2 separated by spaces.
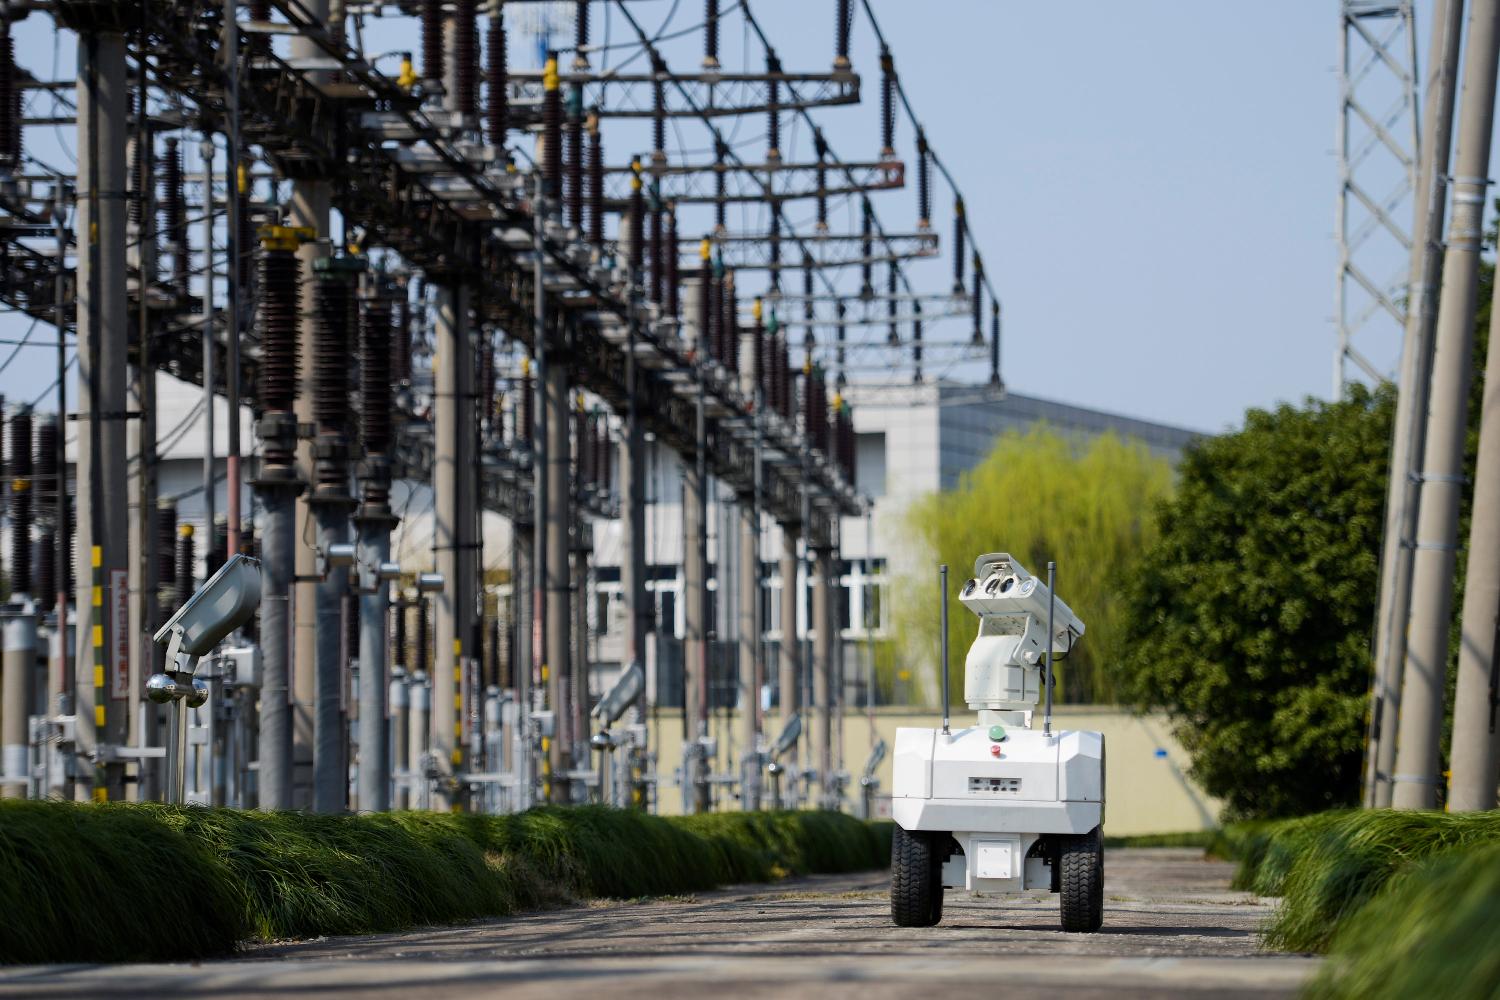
642 706 1220 836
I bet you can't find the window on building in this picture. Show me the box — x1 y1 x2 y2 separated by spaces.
856 432 886 497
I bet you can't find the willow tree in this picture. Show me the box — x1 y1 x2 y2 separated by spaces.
893 426 1175 704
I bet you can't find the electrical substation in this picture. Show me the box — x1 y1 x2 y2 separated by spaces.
0 0 1005 817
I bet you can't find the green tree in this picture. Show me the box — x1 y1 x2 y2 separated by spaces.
1114 386 1395 820
894 427 1174 704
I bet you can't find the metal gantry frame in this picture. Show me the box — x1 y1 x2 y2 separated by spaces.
1334 0 1419 393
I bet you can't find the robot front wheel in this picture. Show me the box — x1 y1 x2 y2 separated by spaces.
889 824 1105 932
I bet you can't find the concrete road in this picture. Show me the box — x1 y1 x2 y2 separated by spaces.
0 848 1318 999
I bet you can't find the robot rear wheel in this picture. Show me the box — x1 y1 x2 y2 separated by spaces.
890 825 945 927
1056 824 1104 932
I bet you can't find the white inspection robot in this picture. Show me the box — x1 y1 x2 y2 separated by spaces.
890 553 1104 931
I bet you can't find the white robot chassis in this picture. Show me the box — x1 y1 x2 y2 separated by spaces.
889 553 1104 931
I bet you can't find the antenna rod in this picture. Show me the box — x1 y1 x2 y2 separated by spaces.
1043 560 1056 736
939 563 950 735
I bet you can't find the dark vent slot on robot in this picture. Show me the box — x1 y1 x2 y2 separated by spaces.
969 776 1022 794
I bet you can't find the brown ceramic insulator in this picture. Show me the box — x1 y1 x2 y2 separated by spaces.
258 248 300 415
566 109 583 231
486 6 509 147
392 290 412 384
453 0 478 118
859 197 873 297
766 53 781 157
666 211 679 319
176 525 195 608
704 0 719 65
0 33 19 169
913 300 924 383
587 126 603 247
33 412 57 508
879 47 895 155
421 0 444 85
916 130 931 225
359 294 394 456
649 196 663 304
953 198 966 293
415 598 431 674
312 272 352 433
162 137 189 298
835 0 852 65
628 174 644 276
520 372 534 445
542 81 562 200
33 530 53 611
157 504 177 589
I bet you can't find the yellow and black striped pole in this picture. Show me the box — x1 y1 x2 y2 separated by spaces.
91 545 105 801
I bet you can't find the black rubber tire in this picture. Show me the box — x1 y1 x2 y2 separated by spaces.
890 825 944 927
1058 825 1104 932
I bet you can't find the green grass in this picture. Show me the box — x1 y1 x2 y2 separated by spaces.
1310 839 1500 999
0 803 888 964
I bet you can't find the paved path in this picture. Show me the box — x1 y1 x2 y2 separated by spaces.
0 848 1318 999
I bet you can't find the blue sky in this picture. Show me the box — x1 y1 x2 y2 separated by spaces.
0 2 1460 433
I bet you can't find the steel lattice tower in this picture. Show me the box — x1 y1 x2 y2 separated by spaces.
1335 1 1419 393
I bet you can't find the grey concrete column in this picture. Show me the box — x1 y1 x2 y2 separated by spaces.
2 610 35 796
544 357 572 801
74 29 130 801
512 522 534 809
813 546 834 809
256 484 298 810
356 520 393 812
681 451 710 812
311 504 349 813
779 526 799 738
289 0 332 812
738 503 762 809
621 417 648 679
409 670 430 809
1393 0 1500 811
1367 0 1464 809
127 363 160 801
390 665 409 809
432 283 469 807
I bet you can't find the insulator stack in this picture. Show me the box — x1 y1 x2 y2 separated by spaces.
8 408 31 596
421 0 444 86
566 94 584 232
767 53 782 159
990 301 1002 386
176 524 195 609
163 137 189 299
520 369 535 446
952 198 966 294
359 293 394 457
916 130 931 227
392 290 412 384
574 0 590 67
649 190 664 304
834 302 848 387
815 132 829 230
0 32 20 171
34 531 53 612
859 198 873 297
256 247 300 425
34 413 58 510
778 337 791 419
666 209 680 319
542 56 562 201
721 273 738 374
345 592 359 665
879 47 895 156
836 405 856 485
414 598 430 675
587 116 603 247
714 141 728 231
886 263 898 345
704 0 720 68
127 132 146 229
453 0 478 119
312 259 360 493
248 1 272 55
628 160 644 276
479 337 496 431
972 254 984 345
803 370 826 451
486 6 508 148
651 51 666 156
834 0 852 68
394 597 408 667
156 504 176 591
913 300 924 383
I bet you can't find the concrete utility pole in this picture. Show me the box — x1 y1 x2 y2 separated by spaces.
543 336 572 801
512 516 534 810
1367 0 1464 809
738 302 764 810
1450 277 1500 811
1392 0 1500 811
74 24 130 801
